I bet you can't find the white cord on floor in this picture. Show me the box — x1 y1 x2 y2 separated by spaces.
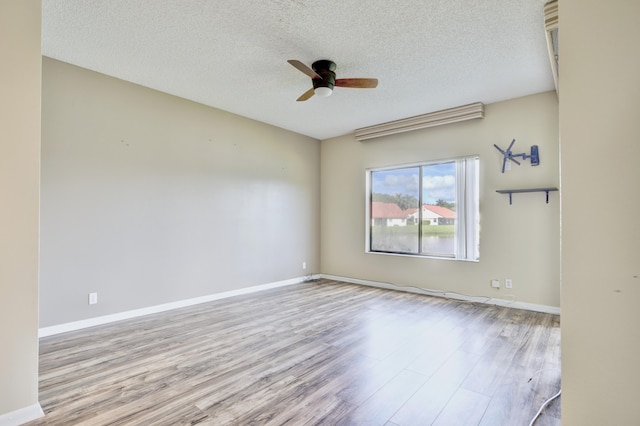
369 279 495 304
320 275 522 307
529 388 561 426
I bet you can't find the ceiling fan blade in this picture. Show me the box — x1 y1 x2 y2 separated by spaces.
296 87 315 102
335 78 378 88
288 60 321 79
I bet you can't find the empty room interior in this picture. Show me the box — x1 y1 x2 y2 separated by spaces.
2 0 640 425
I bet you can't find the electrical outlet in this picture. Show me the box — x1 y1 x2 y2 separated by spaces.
505 279 513 289
302 261 307 270
88 292 98 305
491 280 500 289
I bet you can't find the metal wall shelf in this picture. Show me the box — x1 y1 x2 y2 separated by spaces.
496 187 558 205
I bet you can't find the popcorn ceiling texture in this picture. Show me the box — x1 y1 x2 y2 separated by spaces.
42 0 554 140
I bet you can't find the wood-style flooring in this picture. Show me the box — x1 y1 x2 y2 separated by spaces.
28 279 561 425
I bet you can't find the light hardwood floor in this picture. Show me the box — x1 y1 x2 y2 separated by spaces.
28 279 561 425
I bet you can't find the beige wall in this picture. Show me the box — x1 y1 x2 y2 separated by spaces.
321 92 559 307
40 58 320 327
560 0 640 423
0 0 42 420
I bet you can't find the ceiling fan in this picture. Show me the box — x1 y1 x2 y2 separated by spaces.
287 59 378 102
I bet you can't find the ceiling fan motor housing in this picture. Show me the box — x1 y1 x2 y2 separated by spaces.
312 60 336 90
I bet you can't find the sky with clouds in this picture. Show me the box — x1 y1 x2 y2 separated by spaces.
372 162 456 205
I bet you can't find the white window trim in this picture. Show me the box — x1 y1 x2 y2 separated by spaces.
365 155 479 262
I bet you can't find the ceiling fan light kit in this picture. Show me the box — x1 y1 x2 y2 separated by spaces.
288 59 378 102
314 86 333 97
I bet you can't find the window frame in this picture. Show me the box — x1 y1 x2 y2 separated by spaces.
365 155 480 262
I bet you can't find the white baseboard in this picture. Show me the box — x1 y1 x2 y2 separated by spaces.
39 276 315 338
0 403 44 426
38 273 557 338
320 274 561 315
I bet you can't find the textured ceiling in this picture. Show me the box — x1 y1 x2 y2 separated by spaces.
42 0 554 140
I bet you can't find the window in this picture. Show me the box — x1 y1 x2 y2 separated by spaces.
366 156 479 261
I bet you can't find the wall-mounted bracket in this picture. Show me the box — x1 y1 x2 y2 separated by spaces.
494 139 540 173
496 187 558 205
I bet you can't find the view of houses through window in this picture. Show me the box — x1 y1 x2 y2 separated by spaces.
368 157 479 261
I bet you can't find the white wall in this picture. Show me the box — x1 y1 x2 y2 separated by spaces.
560 0 640 423
40 58 320 328
0 0 42 422
321 92 559 308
